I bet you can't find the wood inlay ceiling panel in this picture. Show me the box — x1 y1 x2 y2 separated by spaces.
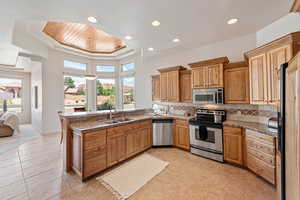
43 21 126 54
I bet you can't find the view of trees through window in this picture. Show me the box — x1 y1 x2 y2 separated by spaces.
96 79 116 111
123 77 135 110
64 75 86 112
0 78 22 112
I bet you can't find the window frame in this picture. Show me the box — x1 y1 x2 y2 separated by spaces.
95 77 117 111
121 62 135 72
63 59 87 72
121 75 136 110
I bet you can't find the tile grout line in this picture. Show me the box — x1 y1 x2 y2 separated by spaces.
17 148 31 200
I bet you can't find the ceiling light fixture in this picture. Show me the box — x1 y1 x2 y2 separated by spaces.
125 35 133 40
148 47 154 51
152 20 161 27
173 38 180 43
227 18 238 25
88 16 98 23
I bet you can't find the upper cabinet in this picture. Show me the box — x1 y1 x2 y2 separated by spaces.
180 70 192 102
224 61 249 104
245 32 300 105
189 57 229 89
158 66 185 102
151 75 160 101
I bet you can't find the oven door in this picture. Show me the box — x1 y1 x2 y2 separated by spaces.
189 125 223 153
193 90 216 104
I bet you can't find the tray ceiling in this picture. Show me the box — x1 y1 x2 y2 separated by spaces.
43 21 126 54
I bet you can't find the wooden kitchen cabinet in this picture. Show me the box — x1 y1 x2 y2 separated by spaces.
245 32 300 105
245 129 276 185
174 120 190 150
189 57 229 89
224 62 249 104
158 66 185 102
152 75 160 101
223 126 244 166
107 130 127 167
179 70 192 102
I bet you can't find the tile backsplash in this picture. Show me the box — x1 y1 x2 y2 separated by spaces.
153 101 277 125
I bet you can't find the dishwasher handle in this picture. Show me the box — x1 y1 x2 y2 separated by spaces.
152 119 173 123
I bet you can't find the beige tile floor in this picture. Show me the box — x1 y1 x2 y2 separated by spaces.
0 133 275 200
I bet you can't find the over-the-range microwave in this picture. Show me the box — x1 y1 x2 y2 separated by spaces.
192 88 224 104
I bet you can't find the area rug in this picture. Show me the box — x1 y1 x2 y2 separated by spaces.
97 153 169 200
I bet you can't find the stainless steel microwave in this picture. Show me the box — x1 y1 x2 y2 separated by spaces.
192 88 224 104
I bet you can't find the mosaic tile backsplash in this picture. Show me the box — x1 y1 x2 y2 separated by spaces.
153 101 277 125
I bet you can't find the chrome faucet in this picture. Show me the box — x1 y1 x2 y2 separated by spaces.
109 105 113 120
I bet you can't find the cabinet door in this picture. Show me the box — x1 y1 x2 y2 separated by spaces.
140 127 151 150
126 130 139 157
207 64 223 88
249 54 268 104
107 132 126 167
174 120 190 150
167 71 180 102
180 72 192 102
152 76 160 101
224 67 249 104
223 126 243 166
192 67 206 88
267 45 292 105
160 73 168 101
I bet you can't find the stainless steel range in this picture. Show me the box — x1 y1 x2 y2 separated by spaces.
189 109 226 162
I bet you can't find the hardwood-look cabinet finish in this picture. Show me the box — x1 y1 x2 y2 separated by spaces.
152 75 160 101
224 62 249 104
158 66 185 102
245 129 276 185
189 57 229 89
160 73 168 101
174 120 190 150
72 119 152 180
285 52 300 200
179 70 192 102
107 130 127 167
223 126 244 166
245 32 300 105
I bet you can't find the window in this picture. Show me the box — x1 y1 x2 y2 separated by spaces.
122 62 135 72
122 77 135 110
64 75 86 112
96 79 116 111
0 78 22 112
64 60 87 71
96 65 115 73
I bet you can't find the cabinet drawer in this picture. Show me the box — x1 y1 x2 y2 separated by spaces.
247 147 275 166
84 146 106 160
246 129 274 145
223 126 242 136
247 153 275 184
175 119 188 127
246 138 275 155
84 130 106 150
84 154 106 177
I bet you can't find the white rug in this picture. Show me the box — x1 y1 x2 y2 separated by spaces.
97 153 169 200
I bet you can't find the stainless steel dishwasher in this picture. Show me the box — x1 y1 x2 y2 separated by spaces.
152 119 173 146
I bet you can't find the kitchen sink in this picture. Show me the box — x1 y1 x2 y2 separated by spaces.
105 118 133 124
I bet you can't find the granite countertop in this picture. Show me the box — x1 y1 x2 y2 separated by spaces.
223 120 277 137
71 114 194 133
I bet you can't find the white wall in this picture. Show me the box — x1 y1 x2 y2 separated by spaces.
134 33 257 109
256 13 300 46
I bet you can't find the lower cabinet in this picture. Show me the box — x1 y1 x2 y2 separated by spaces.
72 119 152 180
245 129 276 185
223 126 244 166
174 120 190 150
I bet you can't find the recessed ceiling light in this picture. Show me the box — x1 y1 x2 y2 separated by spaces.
227 18 238 25
88 16 97 23
148 47 154 51
152 20 160 27
125 35 132 40
173 38 180 43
